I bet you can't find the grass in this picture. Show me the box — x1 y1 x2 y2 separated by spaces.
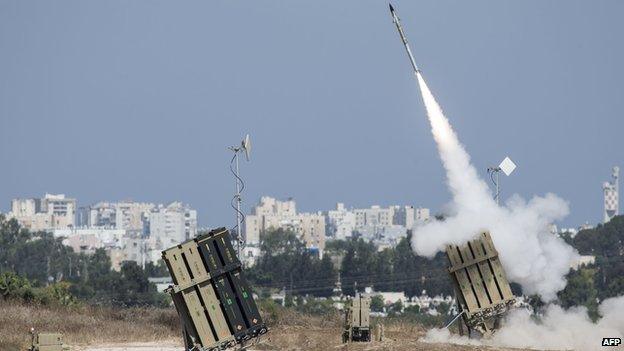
0 300 180 351
0 298 444 351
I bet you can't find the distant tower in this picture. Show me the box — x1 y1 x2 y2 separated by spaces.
603 166 619 223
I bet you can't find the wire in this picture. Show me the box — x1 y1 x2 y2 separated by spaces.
230 152 246 242
488 168 498 202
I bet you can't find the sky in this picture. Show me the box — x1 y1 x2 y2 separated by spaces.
1 1 622 228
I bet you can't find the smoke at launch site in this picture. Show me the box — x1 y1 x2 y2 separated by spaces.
412 72 576 300
411 72 624 349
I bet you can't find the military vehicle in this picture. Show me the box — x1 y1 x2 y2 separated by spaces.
163 227 268 351
28 330 68 351
445 231 516 337
342 294 371 343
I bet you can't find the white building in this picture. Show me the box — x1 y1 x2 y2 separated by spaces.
244 214 262 245
9 193 76 231
326 203 356 240
244 196 326 254
105 237 150 270
603 166 619 223
348 204 430 247
79 201 155 233
364 286 407 305
414 207 431 224
393 206 430 229
147 202 197 249
54 227 126 243
354 205 394 227
570 255 596 270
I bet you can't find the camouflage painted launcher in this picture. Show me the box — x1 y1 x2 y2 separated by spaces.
446 232 515 335
29 332 69 351
342 294 371 343
163 227 268 351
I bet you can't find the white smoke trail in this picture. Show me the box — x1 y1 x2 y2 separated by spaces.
412 72 624 349
412 72 577 300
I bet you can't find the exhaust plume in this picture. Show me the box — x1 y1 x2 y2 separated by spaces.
412 72 624 349
412 72 577 300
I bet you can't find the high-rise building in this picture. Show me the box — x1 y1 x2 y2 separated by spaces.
393 205 415 228
353 205 394 227
244 214 261 245
414 207 431 224
244 196 326 254
79 201 154 233
9 193 76 231
147 202 197 249
603 166 619 223
326 203 356 240
348 204 430 247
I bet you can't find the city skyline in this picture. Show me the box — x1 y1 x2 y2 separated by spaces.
1 1 623 228
2 177 617 229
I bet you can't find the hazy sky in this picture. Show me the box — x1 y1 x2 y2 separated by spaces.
1 1 622 228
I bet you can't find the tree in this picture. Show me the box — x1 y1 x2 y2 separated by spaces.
557 268 599 320
370 295 385 312
391 235 453 297
340 238 378 296
0 215 31 272
144 260 169 277
568 215 624 300
248 228 337 297
573 215 624 257
387 300 403 316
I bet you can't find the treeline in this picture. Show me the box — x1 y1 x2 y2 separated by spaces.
246 228 453 298
557 215 624 318
6 211 622 311
0 214 167 307
246 228 337 297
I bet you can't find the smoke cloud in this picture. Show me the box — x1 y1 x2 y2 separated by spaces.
411 72 577 300
425 296 624 351
411 72 624 349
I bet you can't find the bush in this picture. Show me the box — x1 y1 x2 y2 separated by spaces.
296 298 336 316
39 282 79 306
0 272 82 306
257 298 284 324
0 271 34 302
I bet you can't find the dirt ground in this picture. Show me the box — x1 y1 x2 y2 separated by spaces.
76 329 519 351
77 319 525 351
2 302 529 351
248 323 521 351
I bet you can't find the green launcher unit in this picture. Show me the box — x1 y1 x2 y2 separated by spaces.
163 227 268 351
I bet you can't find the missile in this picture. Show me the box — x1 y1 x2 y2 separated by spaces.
389 4 420 73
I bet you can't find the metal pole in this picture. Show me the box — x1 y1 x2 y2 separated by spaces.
235 153 243 258
496 170 500 205
444 310 465 329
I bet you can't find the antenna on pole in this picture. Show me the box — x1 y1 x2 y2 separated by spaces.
228 134 251 260
487 156 516 205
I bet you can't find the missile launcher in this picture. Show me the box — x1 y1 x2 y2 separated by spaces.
446 231 516 336
163 227 267 351
342 294 371 343
29 332 68 351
